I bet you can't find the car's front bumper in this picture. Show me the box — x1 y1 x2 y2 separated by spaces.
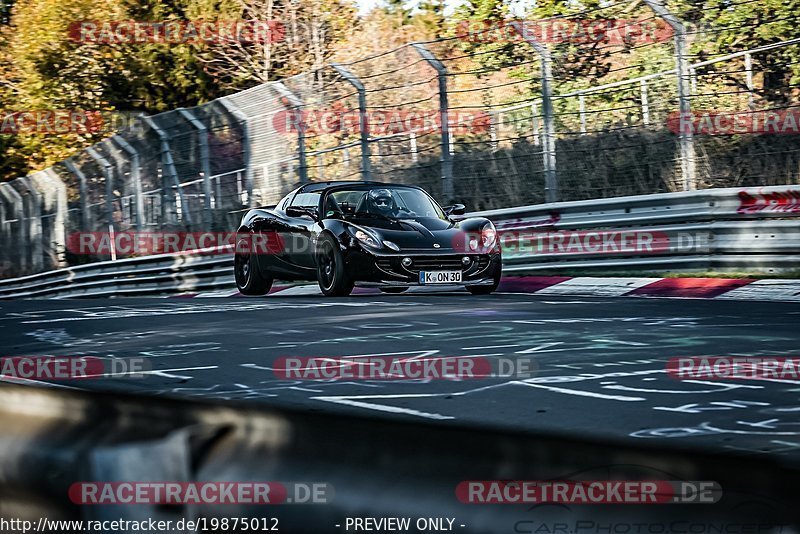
344 249 502 287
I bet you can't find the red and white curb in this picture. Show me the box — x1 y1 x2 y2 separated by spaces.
171 276 800 302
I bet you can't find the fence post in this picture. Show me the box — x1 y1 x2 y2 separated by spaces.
43 168 68 268
86 146 117 231
0 183 24 273
331 63 373 181
489 111 499 152
272 82 309 184
744 52 755 110
0 186 6 272
64 158 90 231
642 0 697 190
217 98 253 205
112 135 145 231
412 43 454 202
177 108 213 228
100 139 133 230
143 116 192 227
14 177 43 272
512 22 558 203
640 80 651 126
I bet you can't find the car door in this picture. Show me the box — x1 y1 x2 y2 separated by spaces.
285 191 321 270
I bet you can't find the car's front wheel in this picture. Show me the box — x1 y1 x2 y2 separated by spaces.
234 232 273 296
467 262 501 295
317 235 354 297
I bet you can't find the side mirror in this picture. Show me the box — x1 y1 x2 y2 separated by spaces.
286 206 318 220
444 204 466 216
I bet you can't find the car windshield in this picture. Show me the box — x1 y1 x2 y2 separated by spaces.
323 187 446 221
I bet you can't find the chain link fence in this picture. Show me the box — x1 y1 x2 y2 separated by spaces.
2 3 799 277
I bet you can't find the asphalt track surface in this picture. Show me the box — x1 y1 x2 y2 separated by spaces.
2 290 800 460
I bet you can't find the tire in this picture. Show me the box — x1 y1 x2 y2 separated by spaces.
379 287 409 294
467 261 501 295
234 232 273 296
316 235 354 297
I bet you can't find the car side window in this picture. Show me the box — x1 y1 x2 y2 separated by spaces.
290 192 321 209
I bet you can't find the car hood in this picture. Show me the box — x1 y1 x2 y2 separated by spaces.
357 218 467 251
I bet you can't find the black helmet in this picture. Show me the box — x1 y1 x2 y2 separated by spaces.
368 188 395 212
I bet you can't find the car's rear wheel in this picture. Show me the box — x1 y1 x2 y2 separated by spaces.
379 287 409 294
234 233 273 296
317 235 354 297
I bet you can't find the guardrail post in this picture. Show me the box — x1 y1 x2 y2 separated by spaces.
14 177 43 272
64 158 90 232
512 22 559 203
177 109 214 228
143 116 193 226
330 64 373 181
112 135 145 230
272 82 309 184
43 167 68 268
642 0 697 191
640 80 651 126
412 43 454 202
86 146 117 232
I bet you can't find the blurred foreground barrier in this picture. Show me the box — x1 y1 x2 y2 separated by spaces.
0 383 798 533
2 184 800 298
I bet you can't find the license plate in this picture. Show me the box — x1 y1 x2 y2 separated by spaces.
419 271 462 284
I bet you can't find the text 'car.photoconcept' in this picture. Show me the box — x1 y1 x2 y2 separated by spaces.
234 181 502 296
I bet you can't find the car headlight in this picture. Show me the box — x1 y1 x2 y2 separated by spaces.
481 222 497 249
349 227 382 249
469 222 497 251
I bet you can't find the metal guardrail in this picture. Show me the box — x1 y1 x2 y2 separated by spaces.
479 184 800 274
0 247 234 299
0 184 798 298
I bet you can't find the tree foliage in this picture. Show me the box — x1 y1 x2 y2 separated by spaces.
0 0 799 180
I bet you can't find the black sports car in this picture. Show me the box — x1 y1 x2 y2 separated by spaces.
233 181 502 297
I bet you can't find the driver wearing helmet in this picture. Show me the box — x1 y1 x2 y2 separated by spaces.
367 188 400 217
